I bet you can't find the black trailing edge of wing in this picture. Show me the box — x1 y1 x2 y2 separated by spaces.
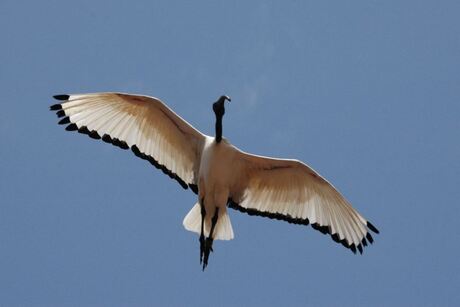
227 199 378 255
130 145 196 193
227 199 310 226
189 184 198 194
100 134 128 149
112 138 129 150
75 126 100 140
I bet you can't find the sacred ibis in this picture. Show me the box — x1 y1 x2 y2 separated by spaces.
50 93 379 270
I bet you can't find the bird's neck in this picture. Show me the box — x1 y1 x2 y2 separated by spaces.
215 115 223 143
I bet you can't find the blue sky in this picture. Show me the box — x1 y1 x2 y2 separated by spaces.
1 0 459 306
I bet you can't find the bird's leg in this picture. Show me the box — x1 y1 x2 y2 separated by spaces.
203 207 219 270
199 199 206 265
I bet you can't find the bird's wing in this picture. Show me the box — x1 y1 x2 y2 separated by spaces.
228 149 379 253
50 93 207 193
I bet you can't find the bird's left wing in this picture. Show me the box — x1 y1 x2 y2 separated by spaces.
228 149 379 254
50 93 206 193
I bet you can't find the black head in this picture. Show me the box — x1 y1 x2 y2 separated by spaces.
213 95 231 117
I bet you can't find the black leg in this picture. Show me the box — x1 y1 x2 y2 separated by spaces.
203 207 219 270
199 199 206 265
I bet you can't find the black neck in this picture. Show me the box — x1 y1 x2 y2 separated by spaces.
215 115 223 143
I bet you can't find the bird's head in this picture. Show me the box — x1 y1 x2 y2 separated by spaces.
213 95 231 117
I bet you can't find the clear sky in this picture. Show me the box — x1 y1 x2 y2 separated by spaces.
1 0 459 306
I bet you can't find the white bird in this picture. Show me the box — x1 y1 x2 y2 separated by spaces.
50 93 379 269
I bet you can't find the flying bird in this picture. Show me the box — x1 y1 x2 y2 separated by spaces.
50 93 379 270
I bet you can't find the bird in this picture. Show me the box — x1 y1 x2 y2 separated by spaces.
50 93 379 270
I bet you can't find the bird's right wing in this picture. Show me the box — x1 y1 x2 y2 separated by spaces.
50 93 207 193
228 149 379 253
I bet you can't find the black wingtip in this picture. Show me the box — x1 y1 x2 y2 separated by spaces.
50 104 62 111
189 184 198 194
78 126 90 135
53 94 70 101
65 123 78 131
331 233 341 244
118 140 129 150
89 130 101 140
367 221 380 234
350 244 357 254
311 223 329 235
56 110 66 118
357 244 363 254
366 232 374 244
131 145 148 159
58 117 71 125
110 137 129 149
102 134 112 143
131 144 141 156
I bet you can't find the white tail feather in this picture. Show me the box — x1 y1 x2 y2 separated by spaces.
183 203 234 240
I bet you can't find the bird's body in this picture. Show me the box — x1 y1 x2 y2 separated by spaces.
192 138 237 242
199 138 234 213
50 92 379 270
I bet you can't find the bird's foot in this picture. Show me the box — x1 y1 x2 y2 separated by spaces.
202 237 214 271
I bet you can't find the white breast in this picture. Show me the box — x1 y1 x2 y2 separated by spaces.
199 138 238 202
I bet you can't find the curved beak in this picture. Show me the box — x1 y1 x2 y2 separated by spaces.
224 96 231 102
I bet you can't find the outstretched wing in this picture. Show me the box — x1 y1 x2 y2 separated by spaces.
228 149 379 254
50 93 207 193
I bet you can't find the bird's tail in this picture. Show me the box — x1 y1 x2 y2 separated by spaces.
183 203 234 240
